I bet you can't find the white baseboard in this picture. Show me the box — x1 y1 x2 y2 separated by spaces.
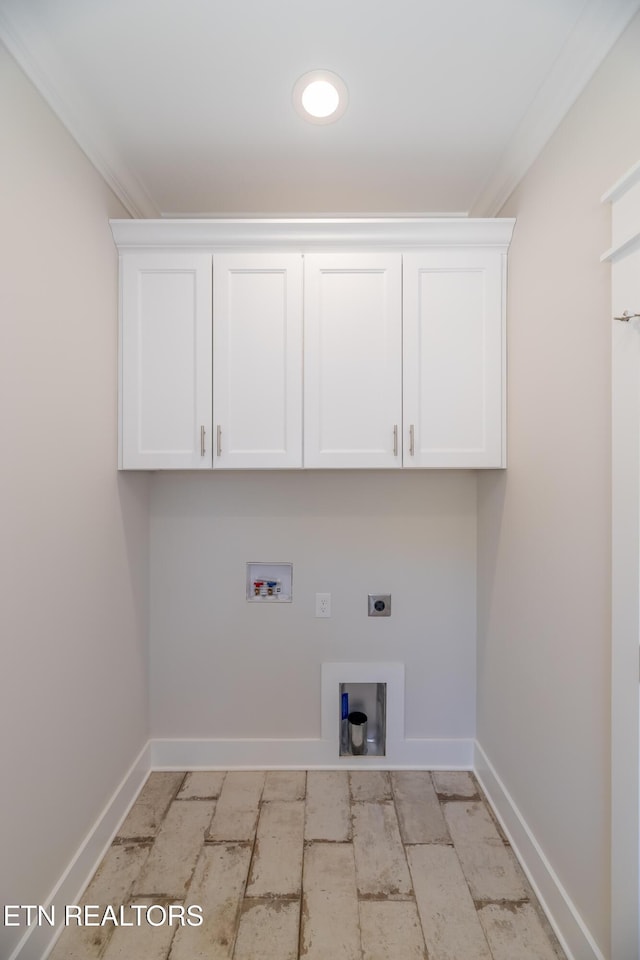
474 741 606 960
10 741 151 960
150 736 474 770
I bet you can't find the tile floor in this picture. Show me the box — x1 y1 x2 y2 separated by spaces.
49 770 567 960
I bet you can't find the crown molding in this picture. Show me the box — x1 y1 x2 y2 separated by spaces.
471 0 640 216
0 13 158 218
109 217 516 251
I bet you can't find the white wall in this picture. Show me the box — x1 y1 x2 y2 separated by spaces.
150 471 476 746
475 12 640 958
0 44 149 959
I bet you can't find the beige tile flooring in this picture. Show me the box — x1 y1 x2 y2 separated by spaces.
49 770 567 960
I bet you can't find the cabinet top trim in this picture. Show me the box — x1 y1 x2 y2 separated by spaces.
110 217 515 251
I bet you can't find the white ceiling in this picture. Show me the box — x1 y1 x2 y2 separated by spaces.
1 0 638 218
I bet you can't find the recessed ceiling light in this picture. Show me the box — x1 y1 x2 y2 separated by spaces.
293 70 348 124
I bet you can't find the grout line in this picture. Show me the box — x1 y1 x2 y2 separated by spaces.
298 835 306 960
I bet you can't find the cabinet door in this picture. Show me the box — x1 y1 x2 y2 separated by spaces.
213 253 303 468
120 253 212 469
304 253 402 468
403 250 505 468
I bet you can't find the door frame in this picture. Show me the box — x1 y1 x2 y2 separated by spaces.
603 160 640 959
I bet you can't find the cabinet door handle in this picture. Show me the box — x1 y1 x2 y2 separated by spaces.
200 425 206 457
615 311 640 321
393 424 398 457
409 424 415 457
216 425 222 457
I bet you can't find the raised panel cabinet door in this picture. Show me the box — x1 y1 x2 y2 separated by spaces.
120 253 212 469
403 250 505 468
304 253 402 468
213 253 303 468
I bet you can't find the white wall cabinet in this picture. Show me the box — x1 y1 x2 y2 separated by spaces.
304 253 402 468
403 249 505 468
120 252 212 469
213 253 303 468
112 219 514 470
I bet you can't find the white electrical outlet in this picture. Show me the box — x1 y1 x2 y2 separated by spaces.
315 593 331 618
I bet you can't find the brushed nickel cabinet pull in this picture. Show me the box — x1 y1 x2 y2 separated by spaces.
217 425 222 457
200 425 206 457
393 424 398 457
615 311 640 322
409 424 415 457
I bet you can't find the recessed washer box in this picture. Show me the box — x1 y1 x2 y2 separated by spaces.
246 562 292 602
321 662 405 763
